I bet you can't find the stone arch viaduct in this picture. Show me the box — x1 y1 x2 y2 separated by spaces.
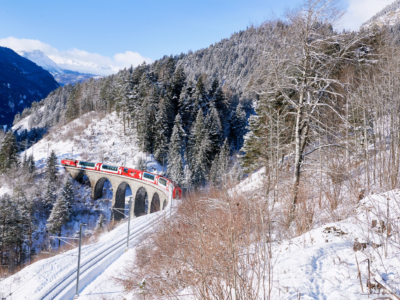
64 166 170 221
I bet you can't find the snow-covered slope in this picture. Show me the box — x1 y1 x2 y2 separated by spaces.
19 50 100 85
14 111 163 174
362 0 400 28
0 204 171 300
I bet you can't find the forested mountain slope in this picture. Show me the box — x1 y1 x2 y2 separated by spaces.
0 47 59 126
12 24 276 186
362 0 400 28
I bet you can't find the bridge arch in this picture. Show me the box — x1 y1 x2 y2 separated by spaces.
134 187 148 217
93 177 113 200
114 182 132 221
150 193 160 213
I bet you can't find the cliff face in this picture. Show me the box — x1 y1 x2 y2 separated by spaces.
0 46 59 125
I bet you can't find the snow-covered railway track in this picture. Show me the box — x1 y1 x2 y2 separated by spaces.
37 210 168 300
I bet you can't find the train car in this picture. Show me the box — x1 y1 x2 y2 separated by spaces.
157 176 169 190
76 160 101 171
100 164 122 174
120 167 143 179
173 183 182 199
142 172 159 184
61 158 77 167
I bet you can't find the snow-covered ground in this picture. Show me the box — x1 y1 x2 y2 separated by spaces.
15 111 164 174
0 203 170 300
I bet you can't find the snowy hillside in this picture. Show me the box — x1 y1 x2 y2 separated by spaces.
0 204 171 300
19 50 100 85
14 111 163 174
362 0 400 28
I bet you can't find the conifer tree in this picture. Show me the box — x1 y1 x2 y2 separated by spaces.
178 82 195 132
154 97 170 162
194 75 209 112
47 194 70 248
43 150 58 210
0 194 24 266
60 176 74 213
17 194 37 261
0 131 19 173
65 85 80 123
209 153 220 186
188 109 210 186
167 115 185 186
219 139 230 175
27 154 35 174
45 150 58 184
206 103 223 160
230 102 247 150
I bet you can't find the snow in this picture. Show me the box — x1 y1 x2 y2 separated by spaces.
19 50 64 75
0 199 171 300
363 7 400 28
0 186 11 197
15 111 164 174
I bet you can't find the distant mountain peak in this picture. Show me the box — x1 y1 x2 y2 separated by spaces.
19 50 64 75
362 0 400 28
19 50 100 85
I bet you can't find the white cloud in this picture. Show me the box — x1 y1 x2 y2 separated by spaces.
340 0 394 30
0 37 152 76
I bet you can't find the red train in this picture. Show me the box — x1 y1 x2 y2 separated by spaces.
61 158 182 199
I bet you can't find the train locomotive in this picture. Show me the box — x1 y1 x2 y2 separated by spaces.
61 158 182 199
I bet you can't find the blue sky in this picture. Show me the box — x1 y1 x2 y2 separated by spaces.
0 0 393 75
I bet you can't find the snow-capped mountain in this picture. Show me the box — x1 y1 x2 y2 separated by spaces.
0 47 59 126
19 50 100 85
362 0 400 28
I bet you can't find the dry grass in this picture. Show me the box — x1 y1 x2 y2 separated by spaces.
115 187 276 300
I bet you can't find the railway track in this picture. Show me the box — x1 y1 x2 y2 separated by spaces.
37 206 171 300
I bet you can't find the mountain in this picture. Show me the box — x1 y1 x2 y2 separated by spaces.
19 50 100 86
362 0 400 28
14 24 267 128
0 46 59 126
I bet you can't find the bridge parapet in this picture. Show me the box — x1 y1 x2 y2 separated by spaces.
64 167 169 220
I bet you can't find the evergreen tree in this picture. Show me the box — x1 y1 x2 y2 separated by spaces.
188 109 210 186
17 194 37 262
27 154 35 174
205 103 223 160
178 82 195 132
167 115 185 186
0 131 19 173
154 97 170 162
209 153 220 186
230 102 247 150
65 84 80 122
47 194 70 248
219 139 230 176
43 181 57 210
43 150 58 210
0 194 24 267
45 150 58 184
60 176 75 213
136 156 147 171
209 78 220 99
194 75 209 112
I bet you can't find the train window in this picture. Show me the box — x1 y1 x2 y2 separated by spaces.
102 165 119 172
124 168 128 173
78 161 95 168
159 178 167 187
143 173 155 181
